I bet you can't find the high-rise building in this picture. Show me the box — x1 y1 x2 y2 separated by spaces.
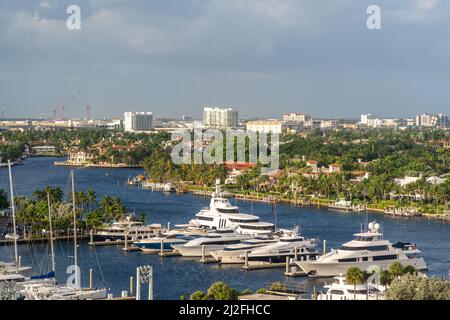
415 113 448 127
124 112 153 132
203 107 238 129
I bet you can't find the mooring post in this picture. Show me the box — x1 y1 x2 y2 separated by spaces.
160 239 164 255
323 240 327 255
136 267 141 301
285 256 289 273
89 268 93 289
124 232 128 250
90 229 93 244
244 250 249 269
130 276 134 295
201 244 205 262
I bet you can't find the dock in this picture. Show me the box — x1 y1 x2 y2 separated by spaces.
0 234 89 246
158 250 181 257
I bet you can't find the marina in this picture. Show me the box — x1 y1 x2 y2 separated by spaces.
0 158 449 299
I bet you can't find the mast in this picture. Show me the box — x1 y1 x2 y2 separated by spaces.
7 160 18 269
71 170 79 289
47 192 56 280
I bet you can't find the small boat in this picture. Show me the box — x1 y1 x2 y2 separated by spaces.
171 229 253 257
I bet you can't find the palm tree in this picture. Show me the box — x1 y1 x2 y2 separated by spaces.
86 188 97 213
0 189 9 210
346 267 365 300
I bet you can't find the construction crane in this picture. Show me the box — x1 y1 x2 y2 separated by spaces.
60 95 76 120
1 106 5 119
52 94 65 121
77 88 92 120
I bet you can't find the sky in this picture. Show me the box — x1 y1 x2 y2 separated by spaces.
0 0 449 119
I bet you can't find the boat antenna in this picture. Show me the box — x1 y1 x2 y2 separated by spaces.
71 170 80 289
47 192 56 283
7 160 19 270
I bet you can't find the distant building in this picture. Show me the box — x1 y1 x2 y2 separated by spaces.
416 113 448 127
32 146 57 156
203 107 238 129
282 113 311 123
124 112 153 132
182 115 193 121
246 120 285 134
67 151 95 165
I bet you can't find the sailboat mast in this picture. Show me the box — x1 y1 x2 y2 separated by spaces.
47 192 56 276
7 160 18 269
71 170 79 289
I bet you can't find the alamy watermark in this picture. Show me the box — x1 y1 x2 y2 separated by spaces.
171 129 279 175
66 5 81 30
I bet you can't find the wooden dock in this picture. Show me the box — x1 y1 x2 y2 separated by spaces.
158 250 181 257
0 234 89 246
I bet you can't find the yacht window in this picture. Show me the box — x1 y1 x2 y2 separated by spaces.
347 289 368 294
340 245 388 252
330 290 344 295
198 216 214 221
206 240 242 245
217 208 239 213
229 218 259 223
362 257 369 262
239 225 274 231
338 258 358 263
373 254 397 261
280 238 303 242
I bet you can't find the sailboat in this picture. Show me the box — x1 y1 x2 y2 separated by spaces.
18 171 107 300
0 161 32 283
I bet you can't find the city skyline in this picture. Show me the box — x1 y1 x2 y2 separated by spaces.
1 1 450 119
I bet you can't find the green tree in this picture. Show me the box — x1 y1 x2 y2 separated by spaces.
207 281 238 300
190 290 209 300
0 189 9 210
346 267 365 300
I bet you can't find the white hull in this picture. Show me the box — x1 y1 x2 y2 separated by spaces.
172 244 231 257
297 257 428 277
210 250 246 264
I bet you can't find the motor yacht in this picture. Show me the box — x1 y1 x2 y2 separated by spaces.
134 234 200 253
171 229 253 257
238 227 319 265
189 179 275 235
296 221 428 277
93 216 163 242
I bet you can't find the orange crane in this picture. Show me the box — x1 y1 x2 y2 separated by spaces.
77 88 92 120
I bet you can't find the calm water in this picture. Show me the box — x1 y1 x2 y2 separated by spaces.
1 158 449 299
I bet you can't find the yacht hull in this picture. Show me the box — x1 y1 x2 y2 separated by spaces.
135 239 186 252
172 244 231 257
296 258 428 277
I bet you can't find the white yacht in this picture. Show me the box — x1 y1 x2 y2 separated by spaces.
171 229 253 257
238 227 319 265
317 274 385 300
189 179 275 235
210 236 278 264
296 221 428 277
134 234 199 253
93 216 163 242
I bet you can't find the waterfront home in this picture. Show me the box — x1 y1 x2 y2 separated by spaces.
31 145 57 156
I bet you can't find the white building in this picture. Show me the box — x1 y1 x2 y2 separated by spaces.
124 112 153 132
203 107 238 129
282 113 311 123
246 120 284 134
32 146 57 156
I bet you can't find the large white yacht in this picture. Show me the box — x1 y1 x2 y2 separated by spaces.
296 221 428 277
238 227 319 265
171 229 253 257
189 179 275 235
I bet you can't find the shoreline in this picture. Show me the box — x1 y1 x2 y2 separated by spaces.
185 187 450 222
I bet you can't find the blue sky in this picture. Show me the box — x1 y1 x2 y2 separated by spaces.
0 0 449 119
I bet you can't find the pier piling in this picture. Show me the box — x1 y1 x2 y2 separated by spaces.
130 276 134 295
